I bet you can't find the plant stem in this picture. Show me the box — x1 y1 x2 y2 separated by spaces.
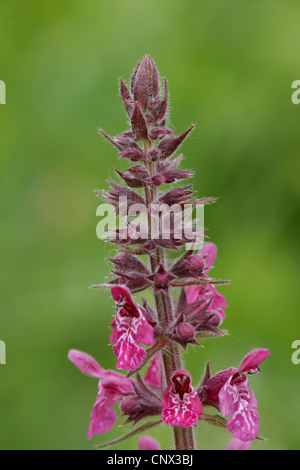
154 285 195 450
144 155 195 451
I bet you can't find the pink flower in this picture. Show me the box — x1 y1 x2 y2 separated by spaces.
68 349 133 439
226 438 251 450
202 349 270 442
186 243 228 325
110 286 154 370
162 370 203 428
219 373 260 442
219 349 270 442
144 354 161 387
138 436 161 450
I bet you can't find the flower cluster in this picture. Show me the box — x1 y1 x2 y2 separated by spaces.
68 56 270 450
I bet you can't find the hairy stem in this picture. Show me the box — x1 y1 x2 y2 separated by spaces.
144 155 195 451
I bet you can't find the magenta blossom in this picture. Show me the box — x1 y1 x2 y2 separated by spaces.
202 348 270 442
110 286 154 370
162 370 203 428
138 436 161 450
219 349 270 441
144 354 161 387
186 243 228 325
226 438 251 451
68 349 133 439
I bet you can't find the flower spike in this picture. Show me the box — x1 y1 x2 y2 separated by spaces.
68 56 270 451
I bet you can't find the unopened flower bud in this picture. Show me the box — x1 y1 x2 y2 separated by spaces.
171 253 205 278
131 56 160 110
176 323 196 342
188 255 205 273
152 174 165 186
120 396 140 418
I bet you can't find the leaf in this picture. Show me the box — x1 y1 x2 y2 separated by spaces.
199 413 227 429
172 279 231 287
95 419 162 449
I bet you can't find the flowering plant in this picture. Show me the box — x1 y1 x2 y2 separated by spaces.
68 56 270 450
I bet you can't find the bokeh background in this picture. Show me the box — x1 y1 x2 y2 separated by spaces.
0 0 299 450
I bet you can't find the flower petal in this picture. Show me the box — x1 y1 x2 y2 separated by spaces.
88 403 117 439
186 285 200 304
233 374 258 408
134 313 154 346
162 406 199 428
200 243 217 272
204 368 237 405
161 375 202 428
211 286 228 309
226 438 252 450
68 350 104 379
144 355 161 387
227 403 259 442
113 331 147 370
87 382 118 439
239 349 270 374
219 376 240 417
138 436 161 450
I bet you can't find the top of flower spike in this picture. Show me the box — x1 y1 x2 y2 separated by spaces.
131 55 160 110
99 55 197 178
119 55 171 128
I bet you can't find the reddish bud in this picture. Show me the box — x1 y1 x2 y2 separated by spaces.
176 323 196 342
147 265 175 291
131 56 160 110
120 395 141 418
151 174 166 186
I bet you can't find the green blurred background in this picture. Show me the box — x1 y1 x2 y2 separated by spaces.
0 0 299 450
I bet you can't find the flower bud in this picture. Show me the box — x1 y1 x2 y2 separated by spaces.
131 56 160 110
176 323 196 342
151 174 165 186
120 396 141 418
171 253 205 278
